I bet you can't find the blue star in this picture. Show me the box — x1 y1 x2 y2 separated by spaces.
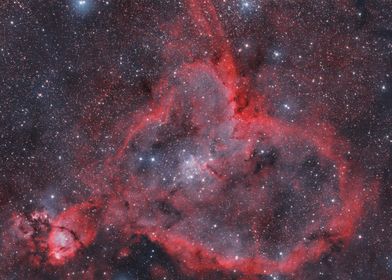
72 0 93 15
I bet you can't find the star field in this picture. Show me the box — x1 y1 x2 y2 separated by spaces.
0 1 391 279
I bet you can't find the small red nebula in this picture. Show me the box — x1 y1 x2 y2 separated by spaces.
47 201 98 265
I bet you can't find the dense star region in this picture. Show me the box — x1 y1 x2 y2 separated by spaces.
0 0 391 279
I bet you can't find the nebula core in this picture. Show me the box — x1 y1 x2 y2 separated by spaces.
1 1 391 279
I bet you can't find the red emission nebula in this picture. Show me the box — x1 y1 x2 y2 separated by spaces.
2 0 386 279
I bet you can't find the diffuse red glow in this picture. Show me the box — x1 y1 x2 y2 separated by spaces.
4 0 378 277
